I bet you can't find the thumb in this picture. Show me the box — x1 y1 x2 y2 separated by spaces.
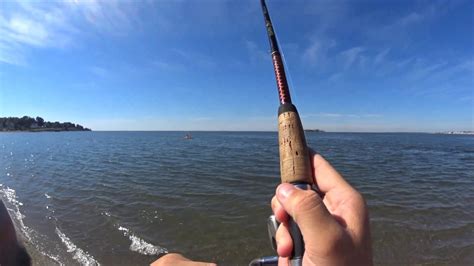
276 183 342 249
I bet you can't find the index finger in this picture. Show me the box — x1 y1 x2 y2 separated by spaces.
311 152 352 194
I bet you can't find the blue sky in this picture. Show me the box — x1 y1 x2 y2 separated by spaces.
0 0 472 132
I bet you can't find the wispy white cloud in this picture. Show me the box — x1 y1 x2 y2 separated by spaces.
64 0 138 34
0 0 139 66
299 0 467 77
0 1 79 65
0 41 26 66
340 46 365 70
302 44 370 77
3 16 49 46
367 0 449 43
404 59 474 98
407 60 448 82
302 39 336 67
300 21 472 100
393 11 424 28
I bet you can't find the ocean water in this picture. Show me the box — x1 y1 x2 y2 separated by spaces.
0 131 473 265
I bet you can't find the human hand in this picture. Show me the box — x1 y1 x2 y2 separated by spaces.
271 153 373 265
150 253 216 266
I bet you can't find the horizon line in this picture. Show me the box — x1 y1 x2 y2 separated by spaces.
89 130 440 134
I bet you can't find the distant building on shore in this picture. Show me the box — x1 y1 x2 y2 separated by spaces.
435 131 474 135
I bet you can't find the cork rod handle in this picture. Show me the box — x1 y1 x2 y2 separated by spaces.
278 104 313 184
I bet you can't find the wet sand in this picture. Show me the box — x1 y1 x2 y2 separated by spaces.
1 199 57 266
19 236 58 266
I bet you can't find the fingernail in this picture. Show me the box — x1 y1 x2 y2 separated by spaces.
277 183 295 201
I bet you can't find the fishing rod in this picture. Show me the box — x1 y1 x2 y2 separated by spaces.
250 0 317 265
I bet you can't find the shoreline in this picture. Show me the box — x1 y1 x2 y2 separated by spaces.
0 129 92 133
19 235 59 266
0 128 91 133
1 199 59 265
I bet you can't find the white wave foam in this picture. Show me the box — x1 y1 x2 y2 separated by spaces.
0 184 64 265
55 228 100 266
118 226 168 256
1 186 23 206
39 251 64 266
0 184 31 241
44 193 51 199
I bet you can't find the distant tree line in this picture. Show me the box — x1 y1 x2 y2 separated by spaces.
0 116 91 132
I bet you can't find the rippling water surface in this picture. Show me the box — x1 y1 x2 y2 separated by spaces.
0 132 473 265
